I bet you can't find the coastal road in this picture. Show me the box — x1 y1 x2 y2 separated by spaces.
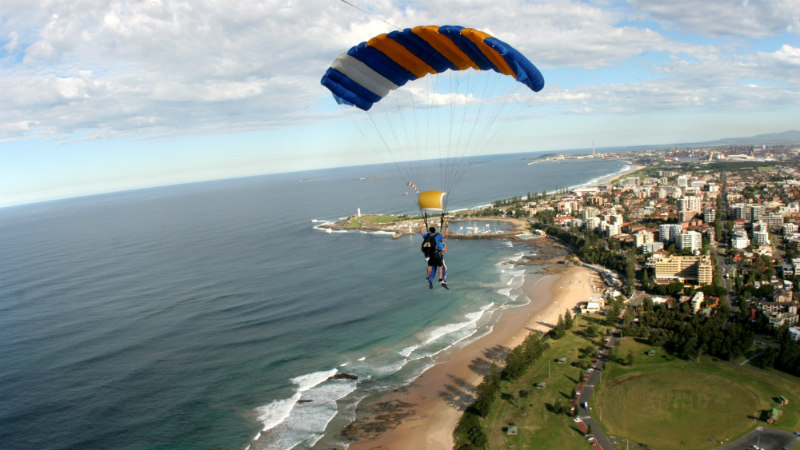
575 329 619 450
715 427 800 450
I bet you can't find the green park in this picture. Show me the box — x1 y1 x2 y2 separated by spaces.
478 314 800 450
595 336 800 449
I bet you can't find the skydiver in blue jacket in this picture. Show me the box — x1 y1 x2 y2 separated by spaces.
421 222 448 289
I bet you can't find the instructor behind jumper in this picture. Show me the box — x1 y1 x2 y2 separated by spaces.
420 222 449 289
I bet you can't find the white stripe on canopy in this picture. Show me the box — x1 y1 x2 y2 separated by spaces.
331 54 399 99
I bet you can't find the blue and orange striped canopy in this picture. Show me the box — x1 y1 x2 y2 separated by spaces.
321 25 544 111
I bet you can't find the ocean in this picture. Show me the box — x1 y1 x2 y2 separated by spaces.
0 154 627 450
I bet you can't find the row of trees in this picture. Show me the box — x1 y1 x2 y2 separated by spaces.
623 301 753 361
549 309 574 339
453 333 549 450
759 332 800 376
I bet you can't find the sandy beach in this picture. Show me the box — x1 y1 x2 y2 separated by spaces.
346 262 601 450
604 163 646 184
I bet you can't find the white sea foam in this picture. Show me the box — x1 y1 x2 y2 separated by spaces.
398 344 418 358
250 368 358 450
357 230 395 236
396 302 496 366
421 303 493 347
574 159 633 188
311 219 348 234
291 369 338 392
493 251 527 303
255 393 301 432
368 358 410 377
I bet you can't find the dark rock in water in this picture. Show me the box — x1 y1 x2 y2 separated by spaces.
328 373 358 381
298 399 313 403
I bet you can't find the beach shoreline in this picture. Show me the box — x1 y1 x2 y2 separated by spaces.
603 163 646 185
345 260 601 450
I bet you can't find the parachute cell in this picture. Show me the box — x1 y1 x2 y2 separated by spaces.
321 25 544 111
417 190 447 213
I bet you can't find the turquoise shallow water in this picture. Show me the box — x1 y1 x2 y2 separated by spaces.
0 154 627 450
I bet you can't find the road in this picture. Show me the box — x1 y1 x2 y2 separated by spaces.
574 328 619 450
715 427 800 450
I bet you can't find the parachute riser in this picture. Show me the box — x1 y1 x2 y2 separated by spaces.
421 211 447 233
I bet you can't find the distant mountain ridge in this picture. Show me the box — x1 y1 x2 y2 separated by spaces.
698 130 800 146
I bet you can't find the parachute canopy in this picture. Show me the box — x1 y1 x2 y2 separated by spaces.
321 25 544 111
417 190 446 213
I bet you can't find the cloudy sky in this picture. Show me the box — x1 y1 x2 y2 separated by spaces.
1 0 799 206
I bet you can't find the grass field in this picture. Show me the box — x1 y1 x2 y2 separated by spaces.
595 336 800 449
482 314 800 450
484 315 610 450
341 214 410 228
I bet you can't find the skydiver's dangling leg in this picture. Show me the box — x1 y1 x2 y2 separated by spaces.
422 211 433 283
439 260 448 289
439 211 448 288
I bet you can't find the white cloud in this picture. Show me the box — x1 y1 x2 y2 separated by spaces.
765 44 800 66
628 0 800 37
0 0 798 144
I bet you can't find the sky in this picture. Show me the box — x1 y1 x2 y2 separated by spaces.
1 0 799 207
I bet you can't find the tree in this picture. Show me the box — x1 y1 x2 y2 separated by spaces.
606 302 621 326
550 314 566 339
564 309 574 329
642 267 651 291
553 399 568 415
473 364 501 416
625 254 636 296
454 411 488 450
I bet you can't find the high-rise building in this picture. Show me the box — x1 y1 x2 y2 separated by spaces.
704 207 716 223
731 203 750 221
679 231 703 252
763 213 784 229
654 255 713 285
581 206 600 220
659 223 683 243
783 222 798 236
751 205 765 222
634 230 655 248
731 229 750 249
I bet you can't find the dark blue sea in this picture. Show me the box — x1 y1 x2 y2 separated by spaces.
0 154 627 450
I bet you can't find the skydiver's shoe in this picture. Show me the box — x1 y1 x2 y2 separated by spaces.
428 279 433 289
441 282 449 289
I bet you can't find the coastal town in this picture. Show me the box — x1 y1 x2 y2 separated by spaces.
340 144 800 450
520 144 800 340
